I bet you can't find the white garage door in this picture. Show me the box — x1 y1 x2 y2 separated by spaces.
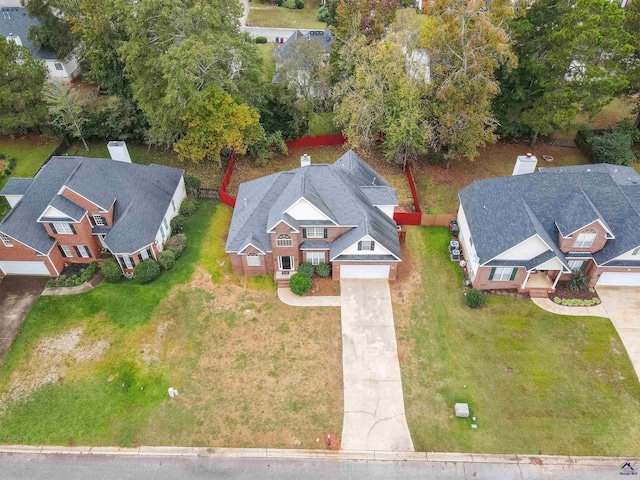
0 261 50 275
340 264 390 279
596 272 640 287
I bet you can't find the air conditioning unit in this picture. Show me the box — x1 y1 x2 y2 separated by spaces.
450 249 461 262
449 240 460 252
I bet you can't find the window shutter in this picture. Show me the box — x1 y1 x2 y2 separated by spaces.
303 229 307 239
323 228 327 238
489 267 496 281
138 253 143 263
509 268 517 281
57 245 65 257
70 224 76 234
371 241 375 250
73 246 81 256
51 223 58 234
358 241 362 250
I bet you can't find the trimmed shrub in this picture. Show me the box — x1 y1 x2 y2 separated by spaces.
170 215 187 234
179 199 199 216
184 175 201 190
74 278 83 285
465 289 484 308
102 258 123 283
255 36 268 44
46 280 55 288
165 234 187 258
567 270 590 292
554 297 562 304
290 272 312 296
298 262 315 277
158 250 176 270
133 259 161 284
316 262 331 278
71 274 78 280
56 279 66 287
294 0 305 8
317 3 329 22
64 279 74 287
283 0 296 8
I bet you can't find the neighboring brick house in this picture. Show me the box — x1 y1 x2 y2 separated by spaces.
0 156 185 277
225 150 401 284
457 163 640 297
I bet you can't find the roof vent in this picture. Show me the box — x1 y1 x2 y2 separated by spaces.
300 154 310 167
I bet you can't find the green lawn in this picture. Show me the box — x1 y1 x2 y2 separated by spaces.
65 140 224 189
0 135 59 219
247 1 325 29
395 227 640 456
256 43 277 82
0 201 343 448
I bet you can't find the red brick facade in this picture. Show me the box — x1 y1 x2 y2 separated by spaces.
557 221 608 254
0 235 64 276
332 261 398 280
471 266 528 291
114 243 161 276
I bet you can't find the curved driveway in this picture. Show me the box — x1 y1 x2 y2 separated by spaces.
340 279 414 451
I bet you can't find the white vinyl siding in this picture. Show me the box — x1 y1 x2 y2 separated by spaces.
247 253 260 266
306 252 324 265
1 234 12 247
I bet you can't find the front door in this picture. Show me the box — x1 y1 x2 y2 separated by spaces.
279 256 294 271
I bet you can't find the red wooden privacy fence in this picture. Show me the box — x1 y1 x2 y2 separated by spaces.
286 134 347 149
393 163 423 225
219 153 236 208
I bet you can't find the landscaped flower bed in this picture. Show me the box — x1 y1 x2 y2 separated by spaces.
553 281 601 307
45 262 98 288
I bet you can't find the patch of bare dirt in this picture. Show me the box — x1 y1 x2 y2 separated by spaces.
140 320 174 365
308 277 340 296
0 327 110 413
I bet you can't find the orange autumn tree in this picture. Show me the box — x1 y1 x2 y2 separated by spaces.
175 86 265 167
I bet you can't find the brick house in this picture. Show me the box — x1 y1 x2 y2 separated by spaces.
225 150 401 284
457 163 640 297
0 156 185 277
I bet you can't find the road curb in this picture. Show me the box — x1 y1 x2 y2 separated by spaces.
0 445 632 466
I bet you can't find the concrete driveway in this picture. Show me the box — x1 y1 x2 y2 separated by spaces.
0 276 47 359
340 279 414 451
597 287 640 382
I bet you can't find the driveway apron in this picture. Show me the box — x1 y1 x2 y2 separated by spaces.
340 279 414 451
597 287 640 382
0 276 47 359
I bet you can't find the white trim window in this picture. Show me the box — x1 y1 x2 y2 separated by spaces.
60 245 73 258
574 230 596 248
52 222 74 234
93 214 105 226
305 227 324 239
77 245 90 258
171 199 177 212
490 267 515 281
1 234 12 247
247 253 261 266
140 249 150 261
306 251 324 265
358 240 375 251
122 255 134 269
568 260 586 271
277 234 292 247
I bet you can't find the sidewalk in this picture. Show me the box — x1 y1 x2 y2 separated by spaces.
277 288 340 307
0 445 629 466
530 297 609 318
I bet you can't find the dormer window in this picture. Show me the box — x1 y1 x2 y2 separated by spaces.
358 240 375 251
277 234 292 247
93 214 106 226
574 229 596 248
51 222 75 234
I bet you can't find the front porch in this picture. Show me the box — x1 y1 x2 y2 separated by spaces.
519 271 560 298
275 269 296 288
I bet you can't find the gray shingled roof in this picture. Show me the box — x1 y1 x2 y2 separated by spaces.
360 186 398 205
0 7 58 60
0 178 33 195
46 194 87 222
226 150 400 260
0 157 183 255
458 164 640 267
274 28 333 63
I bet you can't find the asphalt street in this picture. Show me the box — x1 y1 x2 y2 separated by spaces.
0 453 625 480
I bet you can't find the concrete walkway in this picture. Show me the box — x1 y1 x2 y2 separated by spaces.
340 279 413 452
277 288 341 307
41 273 104 296
597 287 640 382
530 297 609 318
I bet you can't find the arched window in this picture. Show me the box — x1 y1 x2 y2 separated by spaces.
575 229 596 248
277 234 292 247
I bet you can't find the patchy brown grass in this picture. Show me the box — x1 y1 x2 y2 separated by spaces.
139 267 344 448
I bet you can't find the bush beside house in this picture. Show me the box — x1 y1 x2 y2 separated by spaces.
158 250 176 270
102 258 123 283
133 259 161 284
290 272 312 295
465 289 484 308
165 234 187 257
316 262 331 277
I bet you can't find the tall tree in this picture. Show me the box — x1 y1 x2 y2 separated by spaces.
118 0 261 146
495 0 632 145
420 0 516 162
24 0 78 60
334 0 398 43
0 40 48 133
174 87 265 167
44 83 89 150
624 0 640 126
334 33 432 169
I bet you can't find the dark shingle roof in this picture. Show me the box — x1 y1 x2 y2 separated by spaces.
226 150 400 260
0 7 58 60
46 194 87 222
0 157 183 255
274 28 333 63
0 178 33 195
458 164 640 266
